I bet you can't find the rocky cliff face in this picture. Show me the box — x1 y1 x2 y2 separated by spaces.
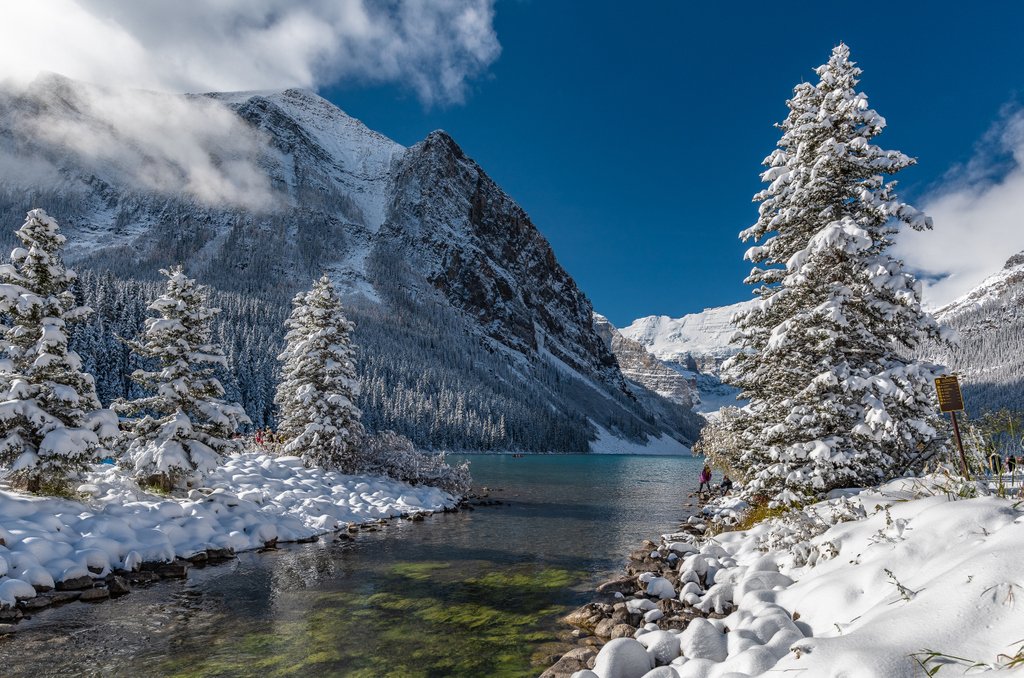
0 75 691 451
592 314 697 407
385 131 623 389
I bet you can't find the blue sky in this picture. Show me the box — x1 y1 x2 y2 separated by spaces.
321 2 1024 326
6 1 1023 324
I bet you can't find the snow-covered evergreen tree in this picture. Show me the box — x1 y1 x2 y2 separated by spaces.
275 275 364 472
116 266 249 490
720 44 948 503
0 209 118 493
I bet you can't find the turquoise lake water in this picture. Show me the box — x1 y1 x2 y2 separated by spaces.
0 454 703 677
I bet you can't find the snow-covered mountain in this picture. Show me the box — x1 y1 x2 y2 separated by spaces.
929 251 1024 413
0 74 699 452
592 314 698 408
621 301 752 373
614 303 752 416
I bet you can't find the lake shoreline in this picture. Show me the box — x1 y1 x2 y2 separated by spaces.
2 454 703 677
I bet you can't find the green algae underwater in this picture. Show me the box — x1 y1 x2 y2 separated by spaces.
156 560 582 678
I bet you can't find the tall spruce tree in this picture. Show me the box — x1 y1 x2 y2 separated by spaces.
0 209 118 493
117 266 249 490
720 44 948 503
275 275 364 471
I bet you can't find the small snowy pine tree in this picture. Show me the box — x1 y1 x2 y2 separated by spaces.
720 44 949 503
275 275 364 471
116 266 250 490
0 209 119 494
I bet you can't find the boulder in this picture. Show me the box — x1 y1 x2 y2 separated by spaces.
108 576 131 597
598 576 638 595
610 624 636 639
593 638 654 678
564 603 605 629
0 605 23 622
56 575 93 591
17 596 52 612
594 618 618 639
637 630 681 665
640 667 680 678
678 617 727 662
157 560 190 578
539 647 597 678
43 590 81 605
79 587 110 603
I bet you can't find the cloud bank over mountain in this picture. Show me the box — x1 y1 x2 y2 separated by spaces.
0 0 500 106
897 107 1024 307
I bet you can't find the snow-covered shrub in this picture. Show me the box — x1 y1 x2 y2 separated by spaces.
722 44 949 503
694 406 747 481
0 209 119 494
757 497 865 567
115 266 249 491
360 430 471 497
275 276 364 472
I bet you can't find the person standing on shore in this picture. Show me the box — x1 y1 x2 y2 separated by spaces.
698 464 712 495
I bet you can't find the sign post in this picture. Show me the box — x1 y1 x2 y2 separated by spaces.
934 375 969 475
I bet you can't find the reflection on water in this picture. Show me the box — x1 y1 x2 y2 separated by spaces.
0 454 701 677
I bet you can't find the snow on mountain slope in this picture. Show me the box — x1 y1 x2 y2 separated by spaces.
617 302 752 417
927 251 1024 414
622 301 752 371
0 74 698 452
216 88 405 232
935 251 1024 321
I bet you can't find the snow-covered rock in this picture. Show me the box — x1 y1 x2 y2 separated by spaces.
593 638 655 678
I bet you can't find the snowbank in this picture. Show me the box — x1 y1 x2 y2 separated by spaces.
576 474 1024 677
0 452 456 608
589 425 691 456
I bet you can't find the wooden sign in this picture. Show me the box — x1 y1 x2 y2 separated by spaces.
934 375 964 413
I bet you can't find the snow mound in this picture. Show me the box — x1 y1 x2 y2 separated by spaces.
633 473 1024 676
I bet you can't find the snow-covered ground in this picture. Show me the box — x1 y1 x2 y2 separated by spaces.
0 452 455 609
576 473 1024 677
589 425 692 456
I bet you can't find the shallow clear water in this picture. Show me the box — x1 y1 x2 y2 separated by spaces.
0 454 701 677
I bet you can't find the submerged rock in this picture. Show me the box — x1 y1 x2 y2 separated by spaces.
79 587 110 603
539 647 598 678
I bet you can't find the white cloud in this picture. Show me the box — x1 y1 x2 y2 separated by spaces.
0 1 499 209
0 0 500 106
1 76 282 209
894 107 1024 309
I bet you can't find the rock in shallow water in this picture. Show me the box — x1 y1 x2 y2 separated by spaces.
79 587 110 603
107 576 131 597
539 647 597 678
